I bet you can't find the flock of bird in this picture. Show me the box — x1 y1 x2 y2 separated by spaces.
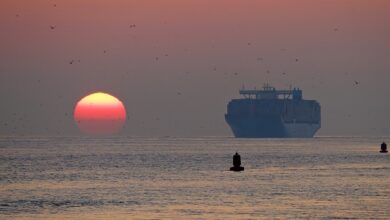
5 3 363 134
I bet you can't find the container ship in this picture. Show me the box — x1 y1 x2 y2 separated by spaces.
225 85 321 138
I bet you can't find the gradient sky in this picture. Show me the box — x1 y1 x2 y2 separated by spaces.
0 0 389 136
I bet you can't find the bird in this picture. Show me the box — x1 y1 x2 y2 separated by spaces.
50 25 56 30
295 58 299 62
354 80 359 85
129 24 136 28
69 60 74 64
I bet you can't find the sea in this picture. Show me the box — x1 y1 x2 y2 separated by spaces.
0 136 389 219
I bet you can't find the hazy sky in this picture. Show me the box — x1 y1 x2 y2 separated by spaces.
1 0 389 136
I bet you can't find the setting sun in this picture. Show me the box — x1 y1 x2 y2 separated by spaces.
74 92 127 135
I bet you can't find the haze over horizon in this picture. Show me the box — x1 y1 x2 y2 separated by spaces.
1 0 389 137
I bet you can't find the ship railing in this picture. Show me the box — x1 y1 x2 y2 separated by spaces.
239 89 297 99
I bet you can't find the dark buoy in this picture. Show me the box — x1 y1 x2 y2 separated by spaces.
230 152 244 171
380 142 388 153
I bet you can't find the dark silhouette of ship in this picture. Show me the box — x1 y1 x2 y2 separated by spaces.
225 84 321 138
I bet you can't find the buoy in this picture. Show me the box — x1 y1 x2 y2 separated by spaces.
380 142 388 153
230 152 244 171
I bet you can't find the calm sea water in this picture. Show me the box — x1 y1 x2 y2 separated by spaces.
0 136 389 219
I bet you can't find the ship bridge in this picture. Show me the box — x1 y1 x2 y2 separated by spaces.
239 84 302 100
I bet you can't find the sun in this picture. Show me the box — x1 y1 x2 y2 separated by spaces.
74 92 127 135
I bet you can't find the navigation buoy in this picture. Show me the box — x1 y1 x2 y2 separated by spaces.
380 142 388 153
230 152 244 171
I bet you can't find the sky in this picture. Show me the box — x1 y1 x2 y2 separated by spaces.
0 0 389 137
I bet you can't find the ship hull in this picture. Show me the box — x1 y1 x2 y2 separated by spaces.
225 115 320 138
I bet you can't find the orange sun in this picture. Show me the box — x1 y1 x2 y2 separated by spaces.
74 92 127 135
